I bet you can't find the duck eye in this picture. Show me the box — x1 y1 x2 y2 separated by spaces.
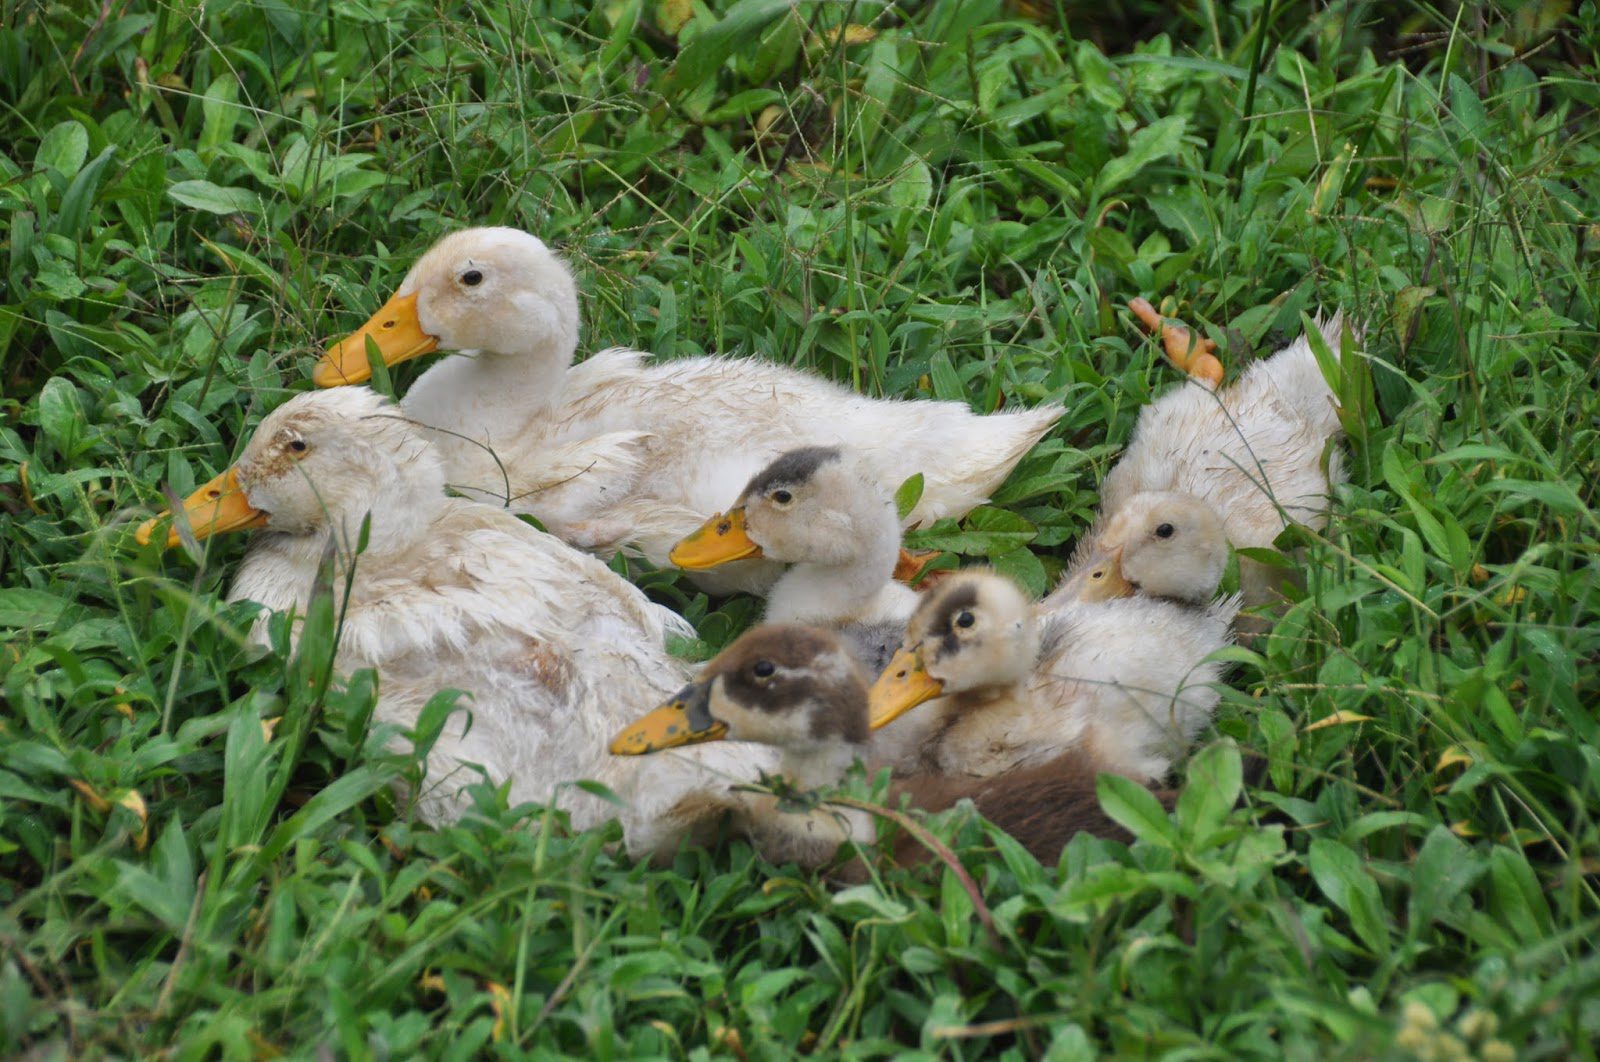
771 489 793 504
1155 522 1175 539
461 269 484 287
955 610 975 629
753 660 776 678
288 439 308 454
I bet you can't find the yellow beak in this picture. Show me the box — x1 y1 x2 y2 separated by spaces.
1060 546 1135 602
136 467 268 549
315 291 439 387
668 507 764 570
867 647 945 729
609 695 728 756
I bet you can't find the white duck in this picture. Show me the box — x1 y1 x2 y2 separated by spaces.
312 227 1062 592
667 445 917 672
1055 311 1352 612
870 566 1236 784
135 388 777 833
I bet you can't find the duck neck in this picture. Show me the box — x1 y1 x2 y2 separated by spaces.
402 335 575 443
779 740 864 792
764 513 903 626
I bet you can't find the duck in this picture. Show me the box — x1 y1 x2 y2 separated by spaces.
868 568 1236 784
135 387 778 832
1049 490 1230 606
668 445 918 673
1065 310 1352 613
312 227 1062 593
610 624 1153 869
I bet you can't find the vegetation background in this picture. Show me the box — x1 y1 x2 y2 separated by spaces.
2 0 1597 1055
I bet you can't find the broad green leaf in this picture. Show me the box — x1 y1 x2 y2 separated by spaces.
893 472 925 520
1096 773 1176 848
1096 115 1187 194
1407 826 1485 935
1308 839 1389 954
34 120 88 178
167 179 260 216
1176 740 1241 843
0 588 70 629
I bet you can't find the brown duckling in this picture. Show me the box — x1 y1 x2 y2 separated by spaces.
610 625 1157 869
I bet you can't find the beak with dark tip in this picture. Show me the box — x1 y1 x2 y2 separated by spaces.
609 680 727 755
868 647 945 729
136 467 268 549
1060 546 1136 602
314 290 439 388
668 507 763 570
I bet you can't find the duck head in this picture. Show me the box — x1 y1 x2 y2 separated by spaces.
610 625 870 763
316 227 581 387
668 446 898 572
1061 492 1227 604
868 571 1040 729
136 388 444 550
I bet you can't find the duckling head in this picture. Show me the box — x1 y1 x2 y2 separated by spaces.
316 227 580 387
610 625 870 758
137 388 444 550
868 571 1040 729
669 447 899 572
1063 491 1227 604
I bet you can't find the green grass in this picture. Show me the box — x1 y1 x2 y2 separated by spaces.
3 0 1598 1055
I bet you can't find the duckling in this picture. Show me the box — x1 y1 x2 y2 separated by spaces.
1084 314 1352 612
668 446 917 672
313 227 1061 592
611 625 1149 868
135 388 777 831
869 570 1236 784
1050 490 1229 607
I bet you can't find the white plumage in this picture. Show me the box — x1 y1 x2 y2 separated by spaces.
168 387 778 834
1053 315 1352 612
315 227 1062 592
873 571 1237 783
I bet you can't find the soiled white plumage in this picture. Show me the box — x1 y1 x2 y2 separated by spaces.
874 571 1237 783
1055 315 1352 611
189 388 779 831
316 228 1062 592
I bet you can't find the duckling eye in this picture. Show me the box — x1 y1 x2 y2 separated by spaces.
288 439 309 455
771 489 793 504
954 610 975 629
752 660 776 679
1155 522 1175 539
461 269 484 287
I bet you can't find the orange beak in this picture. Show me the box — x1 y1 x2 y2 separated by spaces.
135 467 267 548
668 507 764 570
1059 546 1136 602
314 290 438 387
867 647 945 729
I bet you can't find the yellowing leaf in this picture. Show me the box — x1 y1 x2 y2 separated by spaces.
656 0 692 36
1435 746 1473 772
70 779 110 812
488 981 511 1042
261 716 282 742
1302 711 1372 732
1450 820 1481 838
418 973 446 993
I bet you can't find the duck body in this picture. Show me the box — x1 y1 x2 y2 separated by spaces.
319 229 1062 593
870 571 1237 784
1057 315 1350 612
147 388 778 831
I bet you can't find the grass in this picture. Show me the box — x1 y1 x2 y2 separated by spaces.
2 0 1598 1055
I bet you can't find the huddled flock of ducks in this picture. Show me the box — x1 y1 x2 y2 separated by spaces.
137 226 1352 871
